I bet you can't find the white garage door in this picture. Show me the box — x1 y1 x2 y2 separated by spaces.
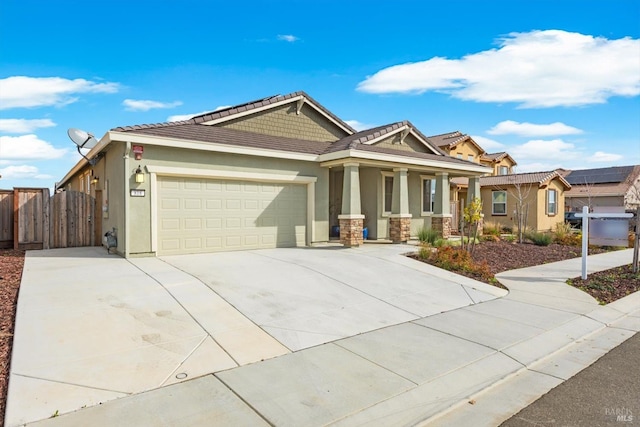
157 177 307 255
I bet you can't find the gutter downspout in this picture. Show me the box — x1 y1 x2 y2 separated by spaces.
124 142 131 258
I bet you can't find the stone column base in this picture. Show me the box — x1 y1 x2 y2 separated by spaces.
432 216 453 239
389 217 411 243
339 218 364 247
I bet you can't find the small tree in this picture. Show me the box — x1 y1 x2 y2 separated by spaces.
506 176 533 244
463 197 483 255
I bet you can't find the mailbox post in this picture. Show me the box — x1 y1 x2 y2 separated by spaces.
575 206 632 280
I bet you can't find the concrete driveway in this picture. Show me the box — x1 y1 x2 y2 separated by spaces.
159 244 505 351
5 243 505 426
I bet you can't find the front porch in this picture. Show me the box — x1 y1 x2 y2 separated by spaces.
326 162 482 247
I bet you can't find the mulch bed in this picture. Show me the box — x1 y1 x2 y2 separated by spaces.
471 240 606 275
0 249 25 426
567 264 640 304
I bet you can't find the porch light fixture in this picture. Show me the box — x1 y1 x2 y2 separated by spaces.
91 176 99 185
134 165 144 183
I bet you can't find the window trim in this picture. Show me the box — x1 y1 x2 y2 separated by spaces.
467 154 474 162
498 166 509 175
420 175 435 216
492 190 507 216
547 188 557 216
381 172 394 217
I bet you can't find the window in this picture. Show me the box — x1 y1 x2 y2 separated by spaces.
383 175 393 214
468 154 474 162
421 178 435 213
547 189 557 215
456 153 463 159
499 166 509 175
492 191 507 215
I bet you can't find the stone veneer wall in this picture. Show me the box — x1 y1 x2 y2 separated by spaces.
432 216 453 239
339 218 364 247
389 217 411 243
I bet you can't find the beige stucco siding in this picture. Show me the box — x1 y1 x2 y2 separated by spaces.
535 181 566 231
481 179 566 232
443 140 484 162
218 103 348 142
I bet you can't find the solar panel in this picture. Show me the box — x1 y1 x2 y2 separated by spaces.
565 166 634 185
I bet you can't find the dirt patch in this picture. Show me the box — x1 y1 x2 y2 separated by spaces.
0 249 25 426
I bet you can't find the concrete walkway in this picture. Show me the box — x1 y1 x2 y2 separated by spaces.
4 247 639 426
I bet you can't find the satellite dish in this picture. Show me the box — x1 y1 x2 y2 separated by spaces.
68 128 101 165
68 128 98 150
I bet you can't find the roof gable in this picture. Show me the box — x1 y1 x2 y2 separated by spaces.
327 121 444 155
480 170 571 189
113 91 356 141
428 131 486 155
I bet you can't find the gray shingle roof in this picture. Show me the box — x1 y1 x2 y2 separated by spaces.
480 171 571 188
428 131 466 148
120 123 332 155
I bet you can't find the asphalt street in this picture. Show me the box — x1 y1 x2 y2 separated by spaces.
502 332 639 427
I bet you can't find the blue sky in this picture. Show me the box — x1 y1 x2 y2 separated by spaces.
1 0 639 189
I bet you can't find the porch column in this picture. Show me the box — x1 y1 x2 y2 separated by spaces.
467 177 481 203
390 168 411 243
467 176 483 235
338 163 364 247
432 172 452 238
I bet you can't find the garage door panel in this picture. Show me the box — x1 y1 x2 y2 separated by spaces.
158 177 307 255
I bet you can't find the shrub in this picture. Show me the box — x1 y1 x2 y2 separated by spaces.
503 234 516 243
553 222 581 246
483 221 501 237
429 246 494 281
528 231 553 246
417 227 439 246
418 245 431 260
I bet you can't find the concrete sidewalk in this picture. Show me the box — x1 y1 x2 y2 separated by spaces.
6 248 639 426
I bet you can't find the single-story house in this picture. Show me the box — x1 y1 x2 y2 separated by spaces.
561 165 640 212
479 170 571 232
57 91 490 257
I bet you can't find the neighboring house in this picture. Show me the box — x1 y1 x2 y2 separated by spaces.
57 91 489 257
428 131 518 231
480 170 571 232
562 165 640 212
479 152 517 176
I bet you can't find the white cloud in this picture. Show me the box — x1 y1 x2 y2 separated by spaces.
0 165 52 179
470 135 505 150
0 118 56 133
0 76 119 109
514 162 564 173
277 34 299 42
167 106 232 122
345 120 375 131
357 30 640 108
487 120 583 137
0 134 67 160
123 99 183 112
510 138 579 161
587 151 623 162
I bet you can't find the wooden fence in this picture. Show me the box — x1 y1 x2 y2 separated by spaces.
0 188 96 250
0 190 14 249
